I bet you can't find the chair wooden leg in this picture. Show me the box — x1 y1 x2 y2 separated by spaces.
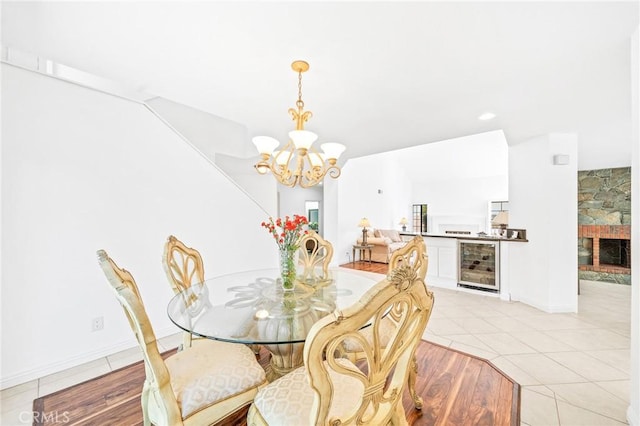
408 355 423 410
141 383 151 426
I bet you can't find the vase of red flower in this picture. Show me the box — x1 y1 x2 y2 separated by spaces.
261 214 308 290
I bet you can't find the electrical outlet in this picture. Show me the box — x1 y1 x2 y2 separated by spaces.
92 316 104 331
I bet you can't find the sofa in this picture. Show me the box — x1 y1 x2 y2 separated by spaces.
357 228 407 263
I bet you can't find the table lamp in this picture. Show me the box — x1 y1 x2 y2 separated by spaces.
358 217 371 244
399 217 408 232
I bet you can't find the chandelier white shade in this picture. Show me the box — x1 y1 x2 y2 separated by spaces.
252 60 346 188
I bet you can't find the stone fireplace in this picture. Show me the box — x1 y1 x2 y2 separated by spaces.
577 167 631 284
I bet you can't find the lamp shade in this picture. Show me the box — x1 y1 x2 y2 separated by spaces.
320 142 346 160
272 150 291 166
358 218 371 228
492 211 509 226
399 217 408 225
289 130 318 150
252 136 279 155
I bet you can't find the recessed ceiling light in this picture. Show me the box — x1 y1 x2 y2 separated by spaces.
478 112 496 121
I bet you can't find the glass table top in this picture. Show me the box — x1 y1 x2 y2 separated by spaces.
166 268 378 345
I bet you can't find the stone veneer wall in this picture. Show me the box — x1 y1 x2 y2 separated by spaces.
578 167 632 284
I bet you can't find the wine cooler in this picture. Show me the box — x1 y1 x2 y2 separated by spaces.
458 240 500 292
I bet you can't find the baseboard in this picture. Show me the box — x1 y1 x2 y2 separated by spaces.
629 405 639 426
0 326 177 390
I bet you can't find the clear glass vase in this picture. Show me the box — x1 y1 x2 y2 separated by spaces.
279 247 297 290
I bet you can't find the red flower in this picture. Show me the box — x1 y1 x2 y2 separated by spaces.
261 214 309 250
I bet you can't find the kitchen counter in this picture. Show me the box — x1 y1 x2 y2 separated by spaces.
400 229 528 243
398 230 527 301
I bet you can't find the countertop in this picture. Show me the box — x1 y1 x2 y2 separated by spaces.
400 232 528 243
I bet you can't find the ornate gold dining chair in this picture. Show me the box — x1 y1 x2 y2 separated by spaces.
297 230 334 283
342 235 430 410
97 250 267 426
247 262 434 425
162 235 205 349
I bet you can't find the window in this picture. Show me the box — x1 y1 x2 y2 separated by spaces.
412 204 428 233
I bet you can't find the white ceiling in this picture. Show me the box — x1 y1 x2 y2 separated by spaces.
2 1 638 170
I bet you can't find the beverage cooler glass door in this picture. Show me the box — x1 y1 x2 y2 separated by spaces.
458 240 500 292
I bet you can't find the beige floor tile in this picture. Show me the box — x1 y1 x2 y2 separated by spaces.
451 317 501 334
520 387 559 426
556 400 627 425
437 305 479 319
474 332 538 355
489 302 547 317
517 313 598 331
547 382 629 423
421 332 452 348
503 354 587 385
593 380 630 404
510 330 576 353
1 405 34 426
545 352 628 382
441 334 496 353
483 316 535 333
522 384 556 398
584 348 630 374
0 380 38 402
543 328 629 351
490 357 541 386
38 358 111 397
106 345 144 370
424 317 467 335
0 380 38 424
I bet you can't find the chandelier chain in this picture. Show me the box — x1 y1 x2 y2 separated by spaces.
296 70 304 110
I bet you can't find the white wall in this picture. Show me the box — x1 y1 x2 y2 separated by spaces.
0 64 278 388
628 25 639 426
412 175 508 233
146 97 255 159
507 133 578 313
213 153 278 216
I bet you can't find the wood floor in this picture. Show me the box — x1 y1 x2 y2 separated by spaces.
339 260 389 274
33 341 519 425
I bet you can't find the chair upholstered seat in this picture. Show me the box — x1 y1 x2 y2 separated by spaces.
251 359 365 425
166 339 266 419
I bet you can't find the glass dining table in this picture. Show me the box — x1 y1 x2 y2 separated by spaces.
167 268 377 380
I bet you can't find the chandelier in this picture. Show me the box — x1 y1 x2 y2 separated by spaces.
252 60 346 188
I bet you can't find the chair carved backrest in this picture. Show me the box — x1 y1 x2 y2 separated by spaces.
297 230 334 282
389 235 428 281
304 264 434 424
162 235 205 294
97 250 183 425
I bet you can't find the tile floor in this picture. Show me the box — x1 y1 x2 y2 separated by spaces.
1 278 631 425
